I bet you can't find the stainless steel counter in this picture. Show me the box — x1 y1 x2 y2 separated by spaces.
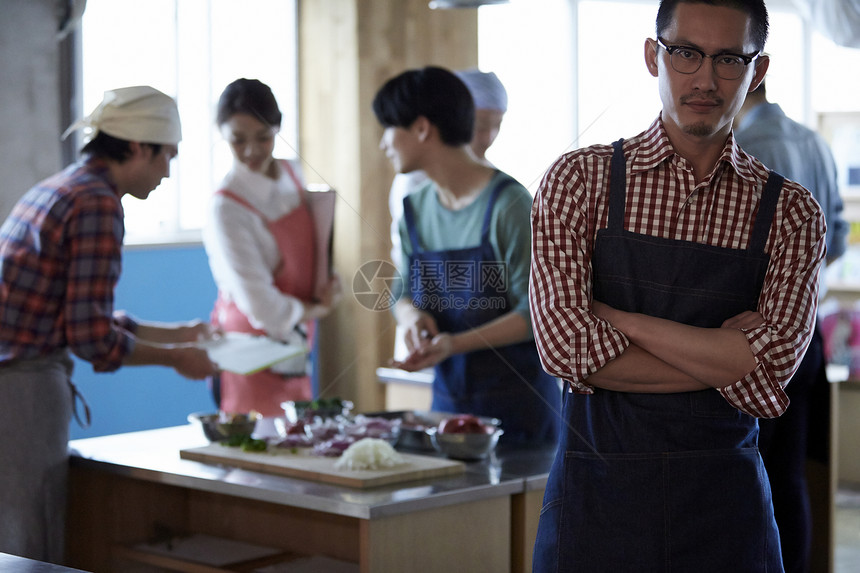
0 553 89 573
68 424 555 521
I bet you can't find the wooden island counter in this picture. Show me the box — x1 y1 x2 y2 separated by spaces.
65 425 555 573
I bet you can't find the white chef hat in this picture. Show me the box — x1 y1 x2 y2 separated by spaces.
454 69 508 112
62 86 182 145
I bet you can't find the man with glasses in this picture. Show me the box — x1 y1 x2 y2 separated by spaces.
529 0 825 569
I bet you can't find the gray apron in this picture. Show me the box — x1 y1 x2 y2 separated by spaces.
0 351 77 564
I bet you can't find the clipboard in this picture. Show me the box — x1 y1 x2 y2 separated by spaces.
305 186 336 299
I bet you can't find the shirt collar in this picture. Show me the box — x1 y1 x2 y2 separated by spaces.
82 156 120 196
726 131 759 184
626 117 677 174
627 116 758 185
223 159 290 203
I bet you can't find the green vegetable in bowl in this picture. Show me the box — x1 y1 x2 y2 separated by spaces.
241 438 268 452
222 434 268 452
294 397 345 411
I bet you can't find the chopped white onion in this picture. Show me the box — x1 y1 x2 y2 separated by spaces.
334 438 405 471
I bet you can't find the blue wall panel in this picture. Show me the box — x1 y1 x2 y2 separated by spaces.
68 244 219 440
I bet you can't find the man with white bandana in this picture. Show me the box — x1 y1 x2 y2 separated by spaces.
0 86 219 564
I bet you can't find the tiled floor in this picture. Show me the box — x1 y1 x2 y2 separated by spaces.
836 486 860 573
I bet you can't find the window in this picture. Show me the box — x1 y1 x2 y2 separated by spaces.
79 0 298 244
477 0 576 192
478 0 856 192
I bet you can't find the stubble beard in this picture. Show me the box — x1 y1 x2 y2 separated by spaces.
683 121 716 137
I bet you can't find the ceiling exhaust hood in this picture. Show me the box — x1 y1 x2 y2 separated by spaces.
429 0 510 9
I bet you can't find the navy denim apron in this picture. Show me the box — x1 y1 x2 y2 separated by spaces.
532 140 784 571
403 176 560 444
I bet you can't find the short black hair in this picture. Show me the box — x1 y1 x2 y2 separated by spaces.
81 132 162 163
656 0 769 52
216 78 282 128
372 66 474 146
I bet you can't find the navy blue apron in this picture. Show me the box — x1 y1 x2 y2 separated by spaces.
533 140 784 571
403 175 560 444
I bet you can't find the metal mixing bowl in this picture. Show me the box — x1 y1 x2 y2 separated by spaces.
427 427 504 460
188 412 259 442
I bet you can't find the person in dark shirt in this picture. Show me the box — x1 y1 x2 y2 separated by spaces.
735 79 848 573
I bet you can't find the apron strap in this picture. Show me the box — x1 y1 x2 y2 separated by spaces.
403 172 515 253
748 170 784 254
402 194 423 253
216 189 265 218
279 159 305 194
217 161 307 218
608 139 627 231
479 172 514 240
68 380 92 429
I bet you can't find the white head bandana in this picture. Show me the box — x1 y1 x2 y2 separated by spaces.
62 86 182 145
454 69 508 112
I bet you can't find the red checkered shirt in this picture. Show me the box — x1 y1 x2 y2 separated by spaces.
0 158 136 371
529 117 826 418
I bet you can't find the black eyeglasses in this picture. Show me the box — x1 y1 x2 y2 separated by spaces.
656 37 759 80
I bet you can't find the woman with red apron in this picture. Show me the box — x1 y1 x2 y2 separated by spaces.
209 160 316 416
204 79 337 417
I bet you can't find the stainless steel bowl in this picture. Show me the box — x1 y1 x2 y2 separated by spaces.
427 427 504 460
362 410 501 451
188 412 259 442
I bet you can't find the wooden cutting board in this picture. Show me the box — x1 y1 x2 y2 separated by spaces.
179 443 465 489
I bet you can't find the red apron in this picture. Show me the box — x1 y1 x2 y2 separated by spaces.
212 161 316 416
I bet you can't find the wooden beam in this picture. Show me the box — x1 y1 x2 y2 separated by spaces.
298 0 477 412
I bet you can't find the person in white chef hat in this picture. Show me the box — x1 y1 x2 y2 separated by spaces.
0 86 219 565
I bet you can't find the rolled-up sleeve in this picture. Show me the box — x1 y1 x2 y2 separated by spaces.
720 182 827 418
529 153 628 390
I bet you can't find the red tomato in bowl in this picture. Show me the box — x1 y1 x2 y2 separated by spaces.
438 414 491 434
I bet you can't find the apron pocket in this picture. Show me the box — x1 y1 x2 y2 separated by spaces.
555 451 668 571
550 448 780 572
664 447 780 571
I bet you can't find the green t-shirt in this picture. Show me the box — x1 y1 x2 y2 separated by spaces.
396 171 534 326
